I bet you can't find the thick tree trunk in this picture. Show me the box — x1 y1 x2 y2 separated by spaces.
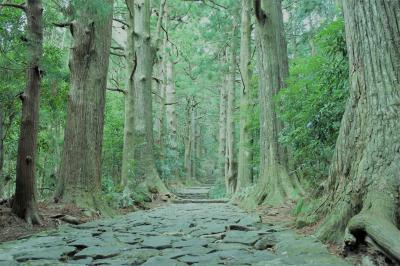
218 83 227 180
317 1 400 262
12 0 43 224
225 35 237 195
155 67 166 164
153 0 167 165
55 0 114 211
121 0 135 188
152 0 166 160
237 0 253 192
243 0 300 207
133 0 167 193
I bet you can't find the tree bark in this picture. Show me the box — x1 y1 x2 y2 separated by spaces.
165 59 178 159
218 81 227 181
184 98 192 181
133 0 167 193
152 0 167 165
190 103 197 179
121 0 135 188
0 105 4 185
237 0 253 192
12 0 43 224
154 65 166 166
317 1 400 262
225 33 238 195
55 0 114 211
244 0 301 207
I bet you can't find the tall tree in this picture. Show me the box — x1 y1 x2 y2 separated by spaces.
184 97 197 181
317 0 400 261
132 0 167 192
121 0 135 188
245 0 301 206
218 82 227 180
190 102 197 179
165 50 178 174
237 0 253 192
152 0 167 167
0 105 4 185
55 0 114 210
1 0 44 224
225 31 238 195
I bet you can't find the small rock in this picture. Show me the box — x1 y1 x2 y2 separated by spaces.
0 254 13 261
223 231 260 245
74 246 120 259
172 238 211 248
143 256 186 266
225 224 251 231
254 236 276 250
66 257 93 265
14 246 76 262
141 236 174 249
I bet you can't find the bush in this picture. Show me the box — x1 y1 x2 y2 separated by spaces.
277 19 348 185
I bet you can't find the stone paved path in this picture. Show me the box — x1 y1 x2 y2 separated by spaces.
0 202 350 265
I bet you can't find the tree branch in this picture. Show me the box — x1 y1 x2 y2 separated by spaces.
53 22 72 28
0 2 26 11
113 18 129 28
107 88 126 94
110 52 126 58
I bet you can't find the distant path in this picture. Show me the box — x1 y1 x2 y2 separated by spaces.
173 186 228 203
0 193 350 265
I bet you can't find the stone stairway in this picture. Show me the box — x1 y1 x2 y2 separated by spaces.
202 176 216 187
174 187 210 199
172 186 228 204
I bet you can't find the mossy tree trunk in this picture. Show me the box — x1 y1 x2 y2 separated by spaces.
317 1 400 262
11 0 43 224
121 0 135 188
165 59 178 167
152 0 167 166
243 0 300 207
0 106 4 189
237 0 253 192
190 104 197 179
225 29 238 195
132 0 167 193
184 97 197 181
218 82 227 181
55 0 114 212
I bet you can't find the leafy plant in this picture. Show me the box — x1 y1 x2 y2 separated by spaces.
277 19 348 185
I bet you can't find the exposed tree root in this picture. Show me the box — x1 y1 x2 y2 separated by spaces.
347 213 400 263
12 202 42 225
239 164 302 209
317 182 400 263
56 192 114 217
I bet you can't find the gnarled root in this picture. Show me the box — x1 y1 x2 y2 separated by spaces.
346 213 400 263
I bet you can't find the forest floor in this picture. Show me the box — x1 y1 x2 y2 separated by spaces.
0 202 93 243
0 197 166 244
0 187 352 266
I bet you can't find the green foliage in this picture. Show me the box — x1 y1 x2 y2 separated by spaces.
209 178 226 199
102 92 124 186
277 19 348 184
0 5 70 198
